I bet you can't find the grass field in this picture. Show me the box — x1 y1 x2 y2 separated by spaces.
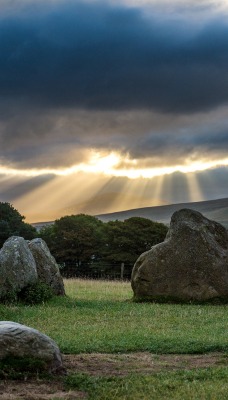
0 279 228 399
66 367 228 400
1 279 227 354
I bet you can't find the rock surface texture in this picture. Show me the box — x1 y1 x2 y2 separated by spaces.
131 209 228 303
0 321 64 373
0 236 65 300
0 237 37 299
28 238 65 296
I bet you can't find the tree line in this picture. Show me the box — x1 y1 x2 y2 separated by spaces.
0 202 36 248
0 202 168 278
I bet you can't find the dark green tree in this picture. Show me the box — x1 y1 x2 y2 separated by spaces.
40 214 105 268
40 213 168 278
0 202 36 248
101 217 168 267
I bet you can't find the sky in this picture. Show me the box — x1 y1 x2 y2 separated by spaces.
0 0 228 222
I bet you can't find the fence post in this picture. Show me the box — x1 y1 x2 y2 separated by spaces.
121 262 125 280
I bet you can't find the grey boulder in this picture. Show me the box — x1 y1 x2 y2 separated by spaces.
131 209 228 303
28 238 65 296
0 237 37 299
0 321 64 373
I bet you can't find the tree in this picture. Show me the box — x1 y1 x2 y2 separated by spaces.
0 202 36 248
40 213 168 278
40 214 104 268
101 217 168 268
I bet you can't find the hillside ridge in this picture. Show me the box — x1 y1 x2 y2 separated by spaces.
97 197 228 228
32 197 228 230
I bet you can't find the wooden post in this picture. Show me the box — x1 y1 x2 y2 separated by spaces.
121 262 124 280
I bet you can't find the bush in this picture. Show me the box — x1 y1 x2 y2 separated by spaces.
19 281 54 305
0 356 48 379
0 289 18 305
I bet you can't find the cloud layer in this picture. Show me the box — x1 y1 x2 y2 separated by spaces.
0 0 228 218
1 1 228 113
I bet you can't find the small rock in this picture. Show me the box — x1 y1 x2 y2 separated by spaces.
0 321 65 374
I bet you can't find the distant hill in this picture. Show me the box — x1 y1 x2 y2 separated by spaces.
97 198 228 228
32 197 228 230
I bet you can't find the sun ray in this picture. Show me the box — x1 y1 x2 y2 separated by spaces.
185 173 204 203
110 178 147 212
150 175 166 205
2 150 227 222
15 173 113 222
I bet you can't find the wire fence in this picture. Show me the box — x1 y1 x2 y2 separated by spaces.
59 262 132 281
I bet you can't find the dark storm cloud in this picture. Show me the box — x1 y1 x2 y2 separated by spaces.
1 1 228 113
129 127 228 163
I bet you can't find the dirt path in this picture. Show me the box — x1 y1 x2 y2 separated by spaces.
0 352 227 400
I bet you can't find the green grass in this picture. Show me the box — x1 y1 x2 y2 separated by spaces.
65 367 228 400
0 279 227 354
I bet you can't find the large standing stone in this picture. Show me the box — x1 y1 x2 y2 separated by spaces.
131 209 228 303
28 238 65 296
0 237 37 299
0 321 64 373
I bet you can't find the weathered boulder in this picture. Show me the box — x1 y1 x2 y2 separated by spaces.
131 209 228 303
0 321 64 373
28 238 65 296
0 237 37 299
